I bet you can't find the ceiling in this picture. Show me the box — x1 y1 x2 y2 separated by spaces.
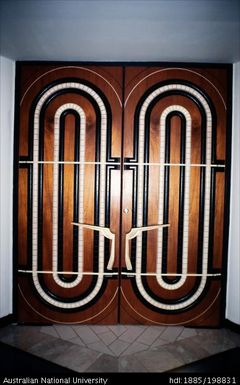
0 0 239 63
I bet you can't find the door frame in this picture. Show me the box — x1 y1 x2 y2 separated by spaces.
12 61 233 324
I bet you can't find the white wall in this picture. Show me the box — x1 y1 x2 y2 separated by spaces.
0 0 239 63
226 61 240 325
0 56 15 318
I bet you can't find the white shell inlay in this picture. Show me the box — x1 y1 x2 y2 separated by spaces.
134 84 213 310
32 82 108 308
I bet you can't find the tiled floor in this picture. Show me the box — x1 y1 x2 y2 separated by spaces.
0 324 240 372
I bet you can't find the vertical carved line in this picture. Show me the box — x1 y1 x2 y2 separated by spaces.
57 113 64 280
52 104 86 288
156 105 191 290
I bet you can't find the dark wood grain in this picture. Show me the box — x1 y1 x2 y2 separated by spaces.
16 63 230 326
120 66 229 326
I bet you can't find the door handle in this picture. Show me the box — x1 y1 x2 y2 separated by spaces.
72 222 115 270
125 224 170 270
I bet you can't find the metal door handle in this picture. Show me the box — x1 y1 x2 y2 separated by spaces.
72 222 115 270
125 224 170 270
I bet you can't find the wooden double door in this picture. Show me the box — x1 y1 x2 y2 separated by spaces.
16 63 231 326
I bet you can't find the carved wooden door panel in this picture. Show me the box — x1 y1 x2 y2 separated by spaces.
120 66 230 326
17 65 122 324
16 64 230 326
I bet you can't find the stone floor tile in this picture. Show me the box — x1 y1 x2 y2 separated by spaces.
52 345 100 372
73 325 100 344
134 347 184 372
98 331 117 345
87 341 114 355
195 333 236 355
69 336 86 347
136 326 165 346
53 325 77 340
108 339 130 356
28 336 75 360
89 325 110 335
0 325 41 339
165 338 210 364
119 355 148 372
196 328 222 337
0 325 18 339
0 328 52 351
40 326 59 338
119 326 145 343
12 325 42 333
121 341 148 356
108 325 127 337
177 327 197 340
86 354 119 372
225 329 240 346
160 326 184 342
150 336 168 348
1 324 236 374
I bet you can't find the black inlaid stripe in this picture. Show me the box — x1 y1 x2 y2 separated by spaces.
58 110 80 283
161 112 186 285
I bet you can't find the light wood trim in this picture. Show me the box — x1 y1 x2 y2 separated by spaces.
125 224 170 270
72 222 116 270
